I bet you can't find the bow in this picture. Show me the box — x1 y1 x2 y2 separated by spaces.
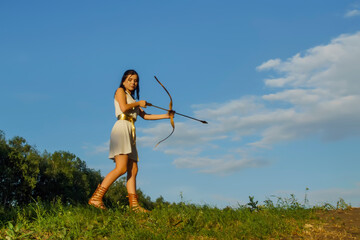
154 76 175 147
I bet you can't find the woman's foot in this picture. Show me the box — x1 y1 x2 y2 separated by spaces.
88 184 108 210
128 193 150 213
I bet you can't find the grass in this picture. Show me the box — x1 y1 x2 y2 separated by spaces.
0 196 351 240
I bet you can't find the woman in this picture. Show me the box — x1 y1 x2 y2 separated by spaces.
88 69 173 212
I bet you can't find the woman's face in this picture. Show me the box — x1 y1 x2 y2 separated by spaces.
123 74 138 92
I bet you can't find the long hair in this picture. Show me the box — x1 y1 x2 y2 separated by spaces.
115 69 140 100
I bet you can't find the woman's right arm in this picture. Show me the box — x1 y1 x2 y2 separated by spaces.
115 88 147 113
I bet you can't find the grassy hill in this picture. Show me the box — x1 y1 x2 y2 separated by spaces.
1 196 357 239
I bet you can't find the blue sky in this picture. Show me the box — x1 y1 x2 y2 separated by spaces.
1 1 360 208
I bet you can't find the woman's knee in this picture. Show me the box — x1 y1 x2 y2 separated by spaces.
113 154 128 175
113 166 127 176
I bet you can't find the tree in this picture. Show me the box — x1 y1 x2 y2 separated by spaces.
0 130 10 205
34 151 102 204
0 130 157 208
0 133 40 206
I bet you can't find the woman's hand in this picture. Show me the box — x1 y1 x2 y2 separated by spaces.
138 100 147 108
167 110 175 119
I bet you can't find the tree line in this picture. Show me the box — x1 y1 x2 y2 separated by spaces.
0 130 166 209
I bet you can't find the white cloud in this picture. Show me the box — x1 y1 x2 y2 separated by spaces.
173 155 268 175
95 141 110 153
256 58 281 71
83 141 109 155
138 32 360 175
138 121 225 149
345 9 360 18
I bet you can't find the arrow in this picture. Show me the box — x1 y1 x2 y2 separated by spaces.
147 103 208 124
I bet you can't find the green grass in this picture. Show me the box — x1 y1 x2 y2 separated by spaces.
0 197 323 240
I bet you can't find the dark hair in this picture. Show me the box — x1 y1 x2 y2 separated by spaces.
116 69 140 100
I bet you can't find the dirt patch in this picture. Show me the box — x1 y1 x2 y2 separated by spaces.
301 208 360 240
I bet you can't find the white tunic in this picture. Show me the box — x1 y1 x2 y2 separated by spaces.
108 91 139 161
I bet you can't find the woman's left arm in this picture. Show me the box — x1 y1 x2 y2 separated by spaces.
138 108 174 120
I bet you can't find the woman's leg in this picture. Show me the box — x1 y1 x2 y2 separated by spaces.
101 154 128 188
126 160 149 212
89 154 129 209
126 159 138 194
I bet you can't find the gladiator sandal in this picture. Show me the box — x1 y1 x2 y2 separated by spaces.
88 184 108 210
127 193 150 213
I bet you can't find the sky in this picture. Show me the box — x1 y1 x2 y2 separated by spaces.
1 1 360 208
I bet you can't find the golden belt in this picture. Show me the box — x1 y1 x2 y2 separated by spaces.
117 114 136 145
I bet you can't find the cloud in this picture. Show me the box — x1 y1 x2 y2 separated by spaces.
259 32 360 93
345 9 360 18
173 155 268 175
83 141 109 155
256 58 281 70
138 32 360 175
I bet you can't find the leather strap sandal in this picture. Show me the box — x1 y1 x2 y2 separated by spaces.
127 193 150 213
88 184 108 210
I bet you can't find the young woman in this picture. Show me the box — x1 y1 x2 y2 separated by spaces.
88 69 173 212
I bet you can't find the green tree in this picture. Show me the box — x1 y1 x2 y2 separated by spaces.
34 151 102 204
0 130 10 205
0 132 40 206
0 130 157 208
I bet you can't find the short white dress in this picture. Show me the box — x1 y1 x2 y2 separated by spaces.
108 91 139 161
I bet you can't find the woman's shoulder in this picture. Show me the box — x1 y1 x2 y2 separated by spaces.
116 87 125 93
115 87 125 96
